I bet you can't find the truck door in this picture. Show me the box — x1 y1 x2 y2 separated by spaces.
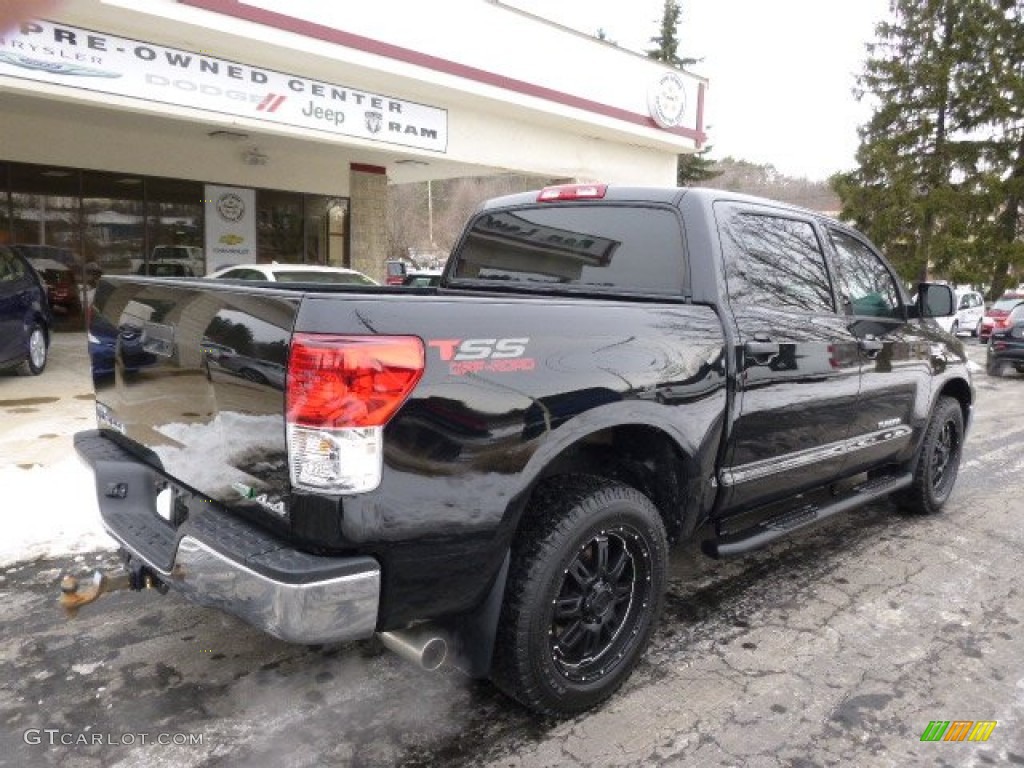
824 227 924 473
714 204 862 512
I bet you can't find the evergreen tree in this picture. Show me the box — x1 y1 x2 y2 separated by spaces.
835 0 1024 293
647 1 718 185
677 146 719 186
646 0 696 68
951 0 1024 296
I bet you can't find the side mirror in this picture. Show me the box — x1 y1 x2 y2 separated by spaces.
917 283 954 318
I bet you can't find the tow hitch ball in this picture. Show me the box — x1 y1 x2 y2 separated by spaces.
58 563 166 617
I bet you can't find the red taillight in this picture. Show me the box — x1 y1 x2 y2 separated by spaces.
286 334 424 428
537 184 608 202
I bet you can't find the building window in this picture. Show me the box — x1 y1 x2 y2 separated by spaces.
257 189 303 263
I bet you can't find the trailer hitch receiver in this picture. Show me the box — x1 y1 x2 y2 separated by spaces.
58 562 166 618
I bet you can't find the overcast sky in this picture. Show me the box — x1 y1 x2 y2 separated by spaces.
506 0 893 181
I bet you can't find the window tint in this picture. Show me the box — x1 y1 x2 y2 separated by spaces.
719 210 834 312
451 205 686 295
828 230 902 319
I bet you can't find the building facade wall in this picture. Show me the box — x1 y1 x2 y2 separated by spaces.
348 164 389 283
0 0 709 289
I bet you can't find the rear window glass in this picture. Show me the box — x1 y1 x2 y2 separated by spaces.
992 296 1024 311
450 205 686 295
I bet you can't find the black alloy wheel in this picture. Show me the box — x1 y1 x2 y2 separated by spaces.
491 475 667 717
928 412 959 500
549 527 653 683
896 396 963 515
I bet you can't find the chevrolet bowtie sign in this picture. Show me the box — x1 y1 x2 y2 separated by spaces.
0 19 448 153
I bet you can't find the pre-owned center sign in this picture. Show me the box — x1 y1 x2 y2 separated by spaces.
0 19 448 152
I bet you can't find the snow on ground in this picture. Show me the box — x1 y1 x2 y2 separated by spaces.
0 456 116 567
0 332 116 567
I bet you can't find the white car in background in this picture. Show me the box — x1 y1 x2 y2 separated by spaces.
207 263 378 286
933 289 985 337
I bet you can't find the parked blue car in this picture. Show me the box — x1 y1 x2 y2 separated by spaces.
87 310 157 383
0 244 52 375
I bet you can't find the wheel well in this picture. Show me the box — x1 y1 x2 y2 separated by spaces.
939 378 972 426
531 425 697 542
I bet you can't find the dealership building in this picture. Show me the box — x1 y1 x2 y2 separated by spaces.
0 0 707 309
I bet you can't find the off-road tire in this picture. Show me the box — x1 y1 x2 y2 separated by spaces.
896 396 963 515
491 475 667 717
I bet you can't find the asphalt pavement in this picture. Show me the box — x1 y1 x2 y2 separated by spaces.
0 333 1021 768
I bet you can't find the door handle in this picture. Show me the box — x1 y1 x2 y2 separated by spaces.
859 335 884 358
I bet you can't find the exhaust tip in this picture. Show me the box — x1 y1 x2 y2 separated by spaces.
377 628 448 671
419 637 447 672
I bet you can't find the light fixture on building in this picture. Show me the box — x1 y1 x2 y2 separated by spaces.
395 158 429 166
242 146 269 166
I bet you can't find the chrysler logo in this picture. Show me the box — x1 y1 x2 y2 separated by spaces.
216 193 245 223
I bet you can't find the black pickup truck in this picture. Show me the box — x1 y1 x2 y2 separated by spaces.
71 185 972 716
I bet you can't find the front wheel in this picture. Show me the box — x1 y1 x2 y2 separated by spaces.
19 323 48 376
896 396 964 515
950 320 959 336
491 476 667 717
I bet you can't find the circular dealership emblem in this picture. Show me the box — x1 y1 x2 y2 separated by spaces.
216 193 245 223
648 72 688 129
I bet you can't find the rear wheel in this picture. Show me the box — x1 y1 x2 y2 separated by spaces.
18 323 48 376
896 396 963 515
491 476 667 717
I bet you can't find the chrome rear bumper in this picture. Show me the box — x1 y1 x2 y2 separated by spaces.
162 536 380 645
76 429 381 645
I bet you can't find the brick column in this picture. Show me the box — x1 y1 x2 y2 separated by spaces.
349 163 388 284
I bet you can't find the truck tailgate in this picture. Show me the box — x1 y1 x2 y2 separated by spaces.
90 277 301 513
